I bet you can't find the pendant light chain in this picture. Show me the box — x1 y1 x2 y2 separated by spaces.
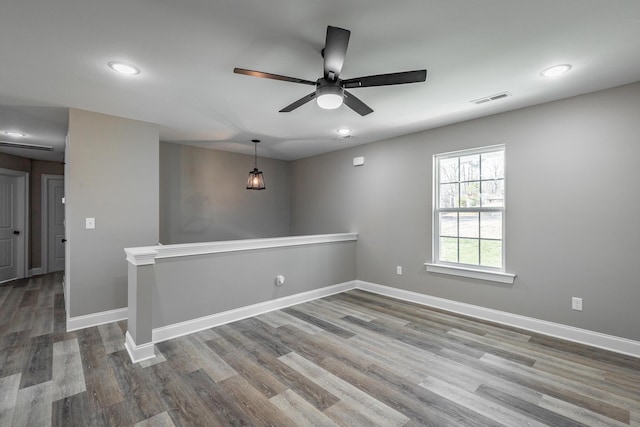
254 142 258 169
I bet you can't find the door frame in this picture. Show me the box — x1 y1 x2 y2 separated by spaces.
0 167 29 281
41 173 64 274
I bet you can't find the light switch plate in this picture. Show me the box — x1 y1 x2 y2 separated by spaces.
86 218 95 229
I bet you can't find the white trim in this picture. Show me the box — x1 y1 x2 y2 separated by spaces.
125 233 358 266
120 276 639 362
63 137 71 329
436 143 506 159
125 331 155 363
125 249 157 266
355 280 640 358
67 307 128 331
425 263 516 284
151 280 356 345
28 268 43 277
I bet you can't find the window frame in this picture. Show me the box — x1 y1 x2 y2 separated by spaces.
429 144 514 283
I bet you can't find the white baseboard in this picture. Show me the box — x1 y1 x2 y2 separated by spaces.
355 280 640 359
74 278 638 362
151 280 356 344
67 307 128 332
125 331 155 363
28 268 43 277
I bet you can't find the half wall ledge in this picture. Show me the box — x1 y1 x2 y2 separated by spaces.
124 233 358 363
125 233 358 265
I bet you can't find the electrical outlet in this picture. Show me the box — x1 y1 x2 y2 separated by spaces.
276 275 285 286
571 297 583 311
396 266 403 275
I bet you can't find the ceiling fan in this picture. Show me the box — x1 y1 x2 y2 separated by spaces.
234 26 427 116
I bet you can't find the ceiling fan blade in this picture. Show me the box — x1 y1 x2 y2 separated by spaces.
343 90 373 116
279 91 317 112
342 69 427 88
323 26 350 80
234 68 316 86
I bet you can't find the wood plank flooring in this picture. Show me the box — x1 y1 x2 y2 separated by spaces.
1 273 639 426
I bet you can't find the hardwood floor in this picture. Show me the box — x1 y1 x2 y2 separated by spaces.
1 273 639 426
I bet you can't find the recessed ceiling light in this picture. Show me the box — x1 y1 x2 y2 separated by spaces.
3 131 26 137
541 64 572 78
108 61 140 75
337 128 351 136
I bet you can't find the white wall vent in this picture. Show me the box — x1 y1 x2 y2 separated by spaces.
471 92 512 105
0 140 54 151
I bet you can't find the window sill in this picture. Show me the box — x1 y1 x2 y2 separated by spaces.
424 263 516 285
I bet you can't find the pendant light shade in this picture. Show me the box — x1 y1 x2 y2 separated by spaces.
246 168 265 190
246 139 265 190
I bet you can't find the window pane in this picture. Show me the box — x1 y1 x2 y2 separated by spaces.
481 150 504 179
439 158 458 183
480 212 502 239
481 240 502 268
439 183 459 208
459 212 479 238
434 146 505 272
460 154 480 181
439 237 458 263
439 212 458 237
460 181 480 207
459 238 479 265
481 179 504 207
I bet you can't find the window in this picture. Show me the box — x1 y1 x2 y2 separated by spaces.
432 145 506 272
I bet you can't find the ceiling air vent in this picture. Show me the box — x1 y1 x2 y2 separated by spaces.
0 140 54 151
471 92 511 105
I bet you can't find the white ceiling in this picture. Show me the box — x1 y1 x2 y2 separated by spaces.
1 0 639 163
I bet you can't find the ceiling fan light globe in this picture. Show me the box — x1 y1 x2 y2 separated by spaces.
316 84 344 109
317 93 343 109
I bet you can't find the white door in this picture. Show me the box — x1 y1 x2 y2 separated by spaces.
47 178 65 272
0 174 20 283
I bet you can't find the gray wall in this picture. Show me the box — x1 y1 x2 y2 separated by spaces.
151 241 356 328
291 82 640 341
160 142 290 244
67 109 159 317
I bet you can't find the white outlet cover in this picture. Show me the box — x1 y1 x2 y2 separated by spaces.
86 218 95 229
571 297 583 311
353 156 365 167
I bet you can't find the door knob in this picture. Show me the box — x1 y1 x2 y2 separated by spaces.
13 230 20 235
62 239 67 243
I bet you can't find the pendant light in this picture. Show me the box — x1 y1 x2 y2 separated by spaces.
246 139 266 190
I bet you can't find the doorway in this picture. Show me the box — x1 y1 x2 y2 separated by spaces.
41 174 65 274
0 168 28 283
